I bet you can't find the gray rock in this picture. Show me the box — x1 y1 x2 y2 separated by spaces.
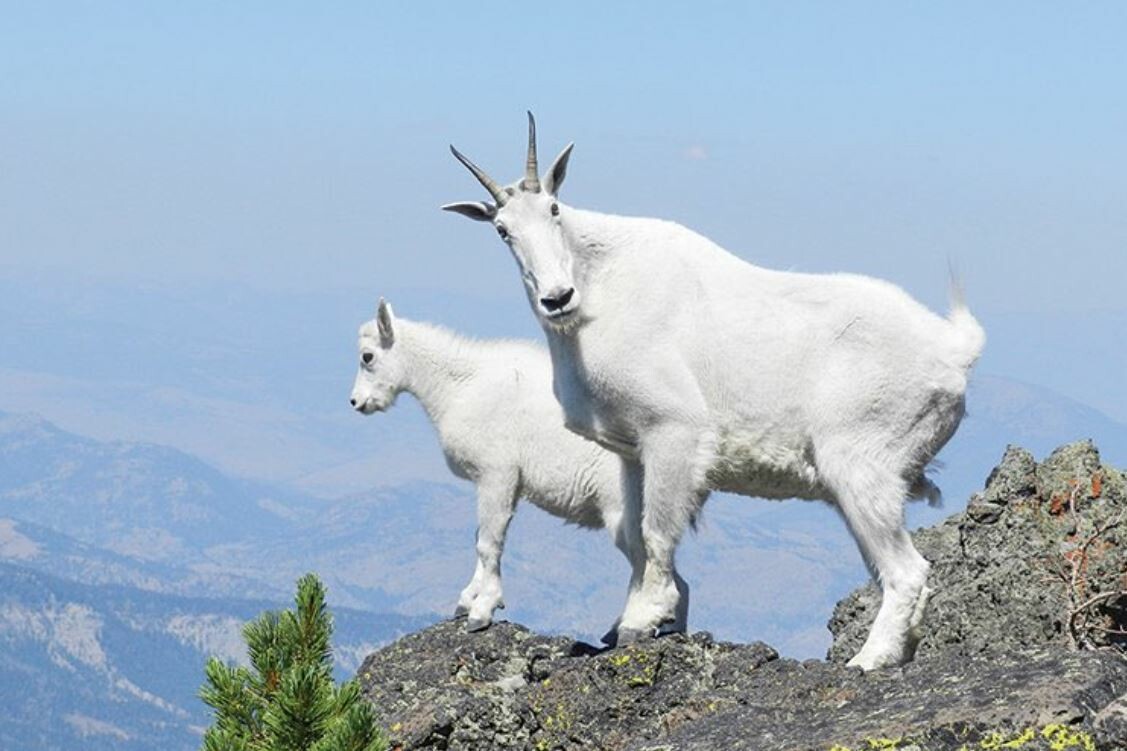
1094 692 1127 749
828 440 1127 664
357 442 1127 750
358 619 1127 750
356 620 594 750
965 499 1004 524
649 648 1127 751
981 444 1037 505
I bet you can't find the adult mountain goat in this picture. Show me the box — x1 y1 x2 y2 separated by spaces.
350 300 688 635
443 114 985 670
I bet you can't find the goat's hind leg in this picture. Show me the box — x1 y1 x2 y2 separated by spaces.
824 457 931 670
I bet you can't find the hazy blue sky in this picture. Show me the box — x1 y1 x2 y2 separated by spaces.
4 2 1124 302
2 2 1125 487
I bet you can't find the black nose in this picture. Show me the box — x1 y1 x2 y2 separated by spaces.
540 287 575 313
350 398 358 407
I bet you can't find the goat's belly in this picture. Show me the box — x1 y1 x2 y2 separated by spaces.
521 461 609 531
706 430 823 500
563 416 640 459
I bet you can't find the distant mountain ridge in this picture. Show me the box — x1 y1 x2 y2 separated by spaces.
0 513 291 602
0 560 426 751
0 410 319 560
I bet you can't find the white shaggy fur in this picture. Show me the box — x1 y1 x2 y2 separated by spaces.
444 118 986 670
350 300 688 635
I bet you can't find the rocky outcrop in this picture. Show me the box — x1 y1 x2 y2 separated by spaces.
829 440 1127 661
358 619 1126 750
357 442 1127 750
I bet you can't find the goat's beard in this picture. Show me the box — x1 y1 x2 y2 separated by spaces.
541 311 584 335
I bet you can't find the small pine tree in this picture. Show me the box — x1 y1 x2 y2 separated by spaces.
199 574 386 751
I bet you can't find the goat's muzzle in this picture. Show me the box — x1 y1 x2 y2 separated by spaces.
539 287 576 316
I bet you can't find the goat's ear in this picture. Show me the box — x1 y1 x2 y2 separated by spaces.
544 143 574 197
376 298 396 346
441 201 496 222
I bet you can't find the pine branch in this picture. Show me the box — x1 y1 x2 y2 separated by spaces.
197 574 386 751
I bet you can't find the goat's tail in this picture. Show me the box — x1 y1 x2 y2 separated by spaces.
946 269 986 371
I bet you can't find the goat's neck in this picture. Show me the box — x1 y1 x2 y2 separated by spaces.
396 320 476 426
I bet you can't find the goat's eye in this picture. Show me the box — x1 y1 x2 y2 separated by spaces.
550 203 559 217
496 225 509 241
362 352 374 365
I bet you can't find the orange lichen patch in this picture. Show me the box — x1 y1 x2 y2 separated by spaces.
1090 472 1102 498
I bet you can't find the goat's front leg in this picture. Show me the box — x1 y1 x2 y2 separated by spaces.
456 471 518 633
617 423 704 642
601 459 647 645
602 457 693 646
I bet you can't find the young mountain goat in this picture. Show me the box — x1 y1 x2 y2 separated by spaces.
443 114 985 670
349 299 688 635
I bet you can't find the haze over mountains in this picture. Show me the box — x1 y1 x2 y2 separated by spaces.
2 275 1126 749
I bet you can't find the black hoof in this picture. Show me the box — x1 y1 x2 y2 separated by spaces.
453 605 469 619
600 628 619 647
465 617 490 633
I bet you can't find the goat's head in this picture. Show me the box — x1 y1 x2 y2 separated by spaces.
444 112 579 330
350 299 403 414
